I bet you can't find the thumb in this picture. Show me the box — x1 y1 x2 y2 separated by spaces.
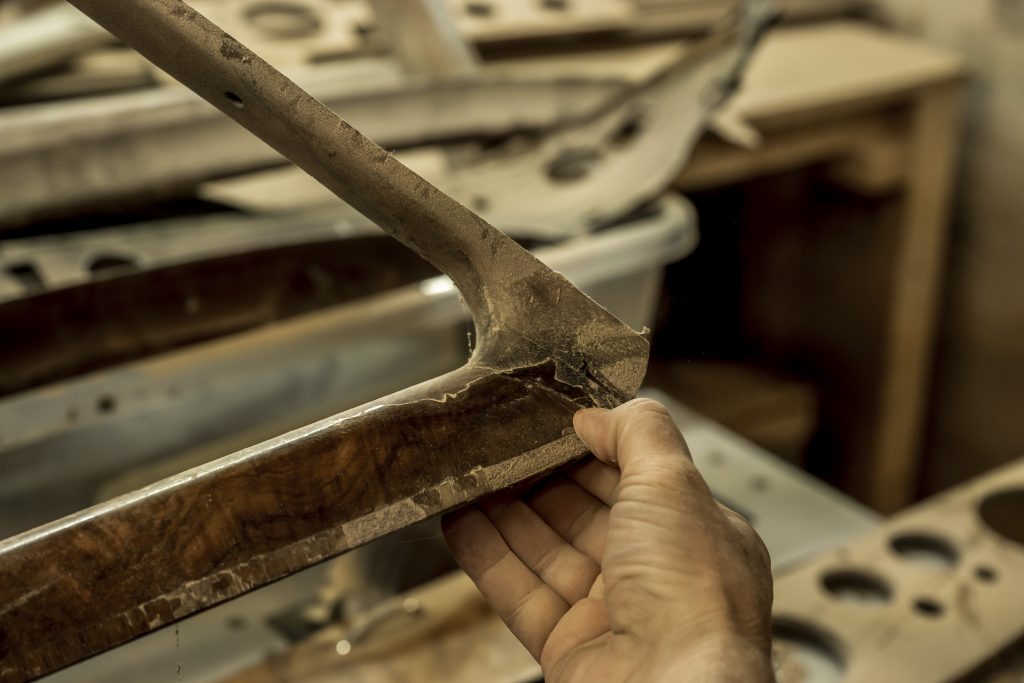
573 398 717 511
573 398 691 471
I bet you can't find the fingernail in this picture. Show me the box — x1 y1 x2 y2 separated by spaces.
573 407 607 430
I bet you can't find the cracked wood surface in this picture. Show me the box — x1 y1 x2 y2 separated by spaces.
1 362 608 680
0 0 653 679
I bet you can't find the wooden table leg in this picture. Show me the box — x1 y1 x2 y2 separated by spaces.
865 81 964 512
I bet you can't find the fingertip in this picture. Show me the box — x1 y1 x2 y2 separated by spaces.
573 408 615 465
572 407 606 433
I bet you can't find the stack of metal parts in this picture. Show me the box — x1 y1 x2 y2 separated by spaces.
0 0 789 536
0 0 867 229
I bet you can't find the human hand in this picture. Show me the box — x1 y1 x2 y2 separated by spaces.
442 398 774 682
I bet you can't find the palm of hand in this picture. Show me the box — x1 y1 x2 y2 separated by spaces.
443 400 773 683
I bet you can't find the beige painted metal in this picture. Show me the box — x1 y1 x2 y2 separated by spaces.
773 456 1024 682
0 2 111 83
0 0 860 89
187 0 375 67
198 31 761 240
370 0 478 76
0 58 625 227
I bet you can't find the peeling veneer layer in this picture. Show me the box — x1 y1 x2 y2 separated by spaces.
0 360 619 680
772 457 1024 683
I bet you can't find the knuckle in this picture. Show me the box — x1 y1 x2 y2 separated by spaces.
621 397 671 418
729 517 772 571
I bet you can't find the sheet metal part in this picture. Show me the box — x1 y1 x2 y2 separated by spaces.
0 0 695 678
772 457 1024 682
0 0 785 229
196 25 765 241
0 60 626 228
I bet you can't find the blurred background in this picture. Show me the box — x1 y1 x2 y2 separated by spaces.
0 0 1022 681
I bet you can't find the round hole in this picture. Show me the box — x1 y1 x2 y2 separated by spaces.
354 22 376 40
546 147 602 182
975 566 998 583
471 195 490 212
244 2 321 39
772 618 845 683
465 1 493 17
821 569 892 605
609 112 645 147
89 253 138 276
7 262 45 290
542 0 569 10
225 91 245 108
66 407 79 424
913 597 944 618
96 395 116 414
751 476 770 492
979 489 1024 547
890 533 958 570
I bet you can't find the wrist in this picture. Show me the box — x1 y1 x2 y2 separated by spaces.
650 631 773 682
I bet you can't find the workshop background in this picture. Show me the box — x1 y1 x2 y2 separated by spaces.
0 0 1022 682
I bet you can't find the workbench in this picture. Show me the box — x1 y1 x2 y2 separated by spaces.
676 21 966 512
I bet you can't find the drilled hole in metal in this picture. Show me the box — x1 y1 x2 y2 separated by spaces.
771 618 845 683
465 1 493 17
975 565 998 583
821 569 892 605
6 262 44 290
354 22 376 39
979 489 1024 547
89 253 138 276
225 91 245 108
609 112 645 147
546 147 602 182
890 533 959 570
244 2 321 38
913 597 944 618
96 395 117 415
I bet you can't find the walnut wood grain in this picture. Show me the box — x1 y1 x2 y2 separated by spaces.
0 361 621 679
